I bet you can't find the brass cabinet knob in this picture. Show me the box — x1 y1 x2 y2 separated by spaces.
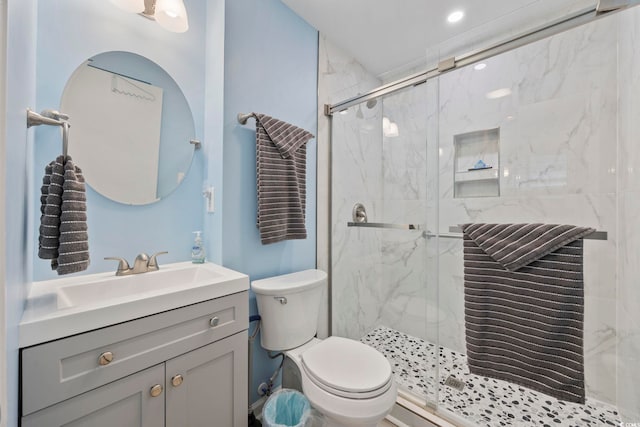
171 374 184 387
98 351 114 366
150 384 163 397
209 317 219 327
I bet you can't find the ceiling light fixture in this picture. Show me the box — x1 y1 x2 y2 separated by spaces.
110 0 189 33
474 63 487 71
447 10 464 24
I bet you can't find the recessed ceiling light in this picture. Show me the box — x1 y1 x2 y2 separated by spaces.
474 63 487 71
447 10 464 23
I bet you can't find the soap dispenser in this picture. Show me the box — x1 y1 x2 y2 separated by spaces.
191 231 206 264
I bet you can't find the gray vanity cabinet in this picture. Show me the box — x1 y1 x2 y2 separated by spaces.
166 331 248 427
20 291 249 427
21 364 165 427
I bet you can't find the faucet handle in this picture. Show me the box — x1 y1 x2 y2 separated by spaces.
104 257 131 275
148 251 169 271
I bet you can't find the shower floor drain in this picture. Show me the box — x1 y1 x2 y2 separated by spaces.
444 375 465 391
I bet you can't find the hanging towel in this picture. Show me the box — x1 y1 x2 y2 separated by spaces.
253 113 314 245
38 156 90 275
461 223 594 404
56 158 90 274
38 156 65 262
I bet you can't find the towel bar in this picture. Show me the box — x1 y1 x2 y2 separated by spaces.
27 109 71 157
447 225 607 240
347 222 421 230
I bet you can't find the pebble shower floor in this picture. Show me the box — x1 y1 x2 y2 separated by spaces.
361 327 621 427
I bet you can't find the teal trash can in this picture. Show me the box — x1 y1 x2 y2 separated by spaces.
262 389 311 427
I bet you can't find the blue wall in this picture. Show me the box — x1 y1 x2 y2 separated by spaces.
222 0 318 404
5 0 317 420
32 0 209 280
4 3 37 425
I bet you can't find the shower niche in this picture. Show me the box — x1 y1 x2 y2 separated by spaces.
453 128 500 198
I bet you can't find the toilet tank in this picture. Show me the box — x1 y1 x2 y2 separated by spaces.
251 270 326 351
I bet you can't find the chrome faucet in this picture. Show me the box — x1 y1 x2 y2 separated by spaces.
105 251 168 276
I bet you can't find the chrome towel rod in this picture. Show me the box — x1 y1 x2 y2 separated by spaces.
27 109 71 158
447 225 607 240
347 222 421 230
237 113 253 125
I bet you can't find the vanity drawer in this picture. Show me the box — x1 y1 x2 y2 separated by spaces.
21 291 248 416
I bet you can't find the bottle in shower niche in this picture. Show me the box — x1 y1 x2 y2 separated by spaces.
191 231 206 263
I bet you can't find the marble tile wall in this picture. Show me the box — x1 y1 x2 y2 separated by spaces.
379 85 431 342
317 36 383 340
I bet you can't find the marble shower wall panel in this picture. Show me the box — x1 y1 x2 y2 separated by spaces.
378 228 429 340
330 92 384 341
378 83 435 343
319 34 382 105
616 6 640 422
332 226 384 339
319 35 383 339
331 113 383 339
382 85 429 204
438 17 617 200
436 14 620 405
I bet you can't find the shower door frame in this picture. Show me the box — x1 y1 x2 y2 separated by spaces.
324 3 628 116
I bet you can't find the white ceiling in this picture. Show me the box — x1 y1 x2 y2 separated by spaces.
281 0 595 79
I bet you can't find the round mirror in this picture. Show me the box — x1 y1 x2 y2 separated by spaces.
61 51 197 205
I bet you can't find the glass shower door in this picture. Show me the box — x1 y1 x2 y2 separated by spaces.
431 6 632 426
330 81 440 408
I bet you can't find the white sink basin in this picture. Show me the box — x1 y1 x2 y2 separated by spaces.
20 262 249 348
56 263 223 309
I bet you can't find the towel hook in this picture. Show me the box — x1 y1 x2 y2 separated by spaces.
237 112 254 125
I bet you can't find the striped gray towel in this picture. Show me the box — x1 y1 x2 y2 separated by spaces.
38 156 65 262
38 156 90 275
461 223 594 404
253 113 314 245
56 158 89 274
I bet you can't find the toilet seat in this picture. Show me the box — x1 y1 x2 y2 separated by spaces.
301 336 393 399
286 337 398 426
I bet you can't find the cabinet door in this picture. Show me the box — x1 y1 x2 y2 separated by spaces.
21 364 165 427
166 330 248 427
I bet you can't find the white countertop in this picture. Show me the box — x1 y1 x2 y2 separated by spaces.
20 262 249 348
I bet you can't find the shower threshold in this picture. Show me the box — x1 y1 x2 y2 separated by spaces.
361 326 620 427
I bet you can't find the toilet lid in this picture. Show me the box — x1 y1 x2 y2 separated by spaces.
301 336 392 397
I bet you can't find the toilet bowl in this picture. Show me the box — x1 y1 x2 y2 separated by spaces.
285 337 397 427
251 270 397 427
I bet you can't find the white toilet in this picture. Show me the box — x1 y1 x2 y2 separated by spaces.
251 269 397 427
